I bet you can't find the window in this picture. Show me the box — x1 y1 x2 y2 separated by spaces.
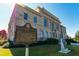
40 30 43 38
56 24 59 31
37 29 43 41
24 13 28 20
41 30 44 38
51 23 54 31
52 23 54 30
53 33 57 38
44 17 47 27
50 32 52 38
34 16 37 24
33 16 37 27
46 31 48 38
48 22 50 28
34 29 37 32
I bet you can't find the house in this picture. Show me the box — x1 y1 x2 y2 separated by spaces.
8 3 67 45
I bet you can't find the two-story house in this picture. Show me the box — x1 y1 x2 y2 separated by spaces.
8 3 67 45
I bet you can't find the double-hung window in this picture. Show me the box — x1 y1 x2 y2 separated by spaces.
24 13 28 20
33 16 37 27
51 23 54 31
44 17 47 27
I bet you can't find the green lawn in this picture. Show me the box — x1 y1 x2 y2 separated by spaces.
29 44 79 56
7 44 79 56
10 48 26 56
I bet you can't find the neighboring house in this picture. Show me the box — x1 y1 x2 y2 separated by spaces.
8 4 67 45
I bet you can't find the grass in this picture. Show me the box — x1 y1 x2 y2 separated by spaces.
29 44 79 56
10 48 26 56
67 45 79 56
29 44 58 56
1 44 79 56
0 47 26 56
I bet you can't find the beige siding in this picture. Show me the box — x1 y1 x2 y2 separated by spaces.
9 3 67 43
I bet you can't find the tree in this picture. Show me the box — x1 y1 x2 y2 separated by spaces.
0 30 7 39
0 29 7 45
75 31 79 42
75 31 79 37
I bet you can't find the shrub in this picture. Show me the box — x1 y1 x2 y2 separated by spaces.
8 40 25 48
66 39 77 45
29 38 59 46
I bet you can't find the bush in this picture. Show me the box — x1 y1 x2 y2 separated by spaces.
66 39 77 45
29 38 59 46
8 40 25 48
8 38 59 47
75 36 79 42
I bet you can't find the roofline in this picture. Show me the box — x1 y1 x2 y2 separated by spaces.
15 3 42 17
14 3 61 23
36 7 61 23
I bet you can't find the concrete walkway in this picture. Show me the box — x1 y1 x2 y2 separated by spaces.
71 43 79 46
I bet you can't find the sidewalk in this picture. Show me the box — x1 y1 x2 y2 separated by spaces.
71 43 79 46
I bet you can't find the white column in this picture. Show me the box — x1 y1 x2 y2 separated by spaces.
44 29 46 40
25 45 29 56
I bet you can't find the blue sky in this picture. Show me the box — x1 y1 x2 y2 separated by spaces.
0 3 79 37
